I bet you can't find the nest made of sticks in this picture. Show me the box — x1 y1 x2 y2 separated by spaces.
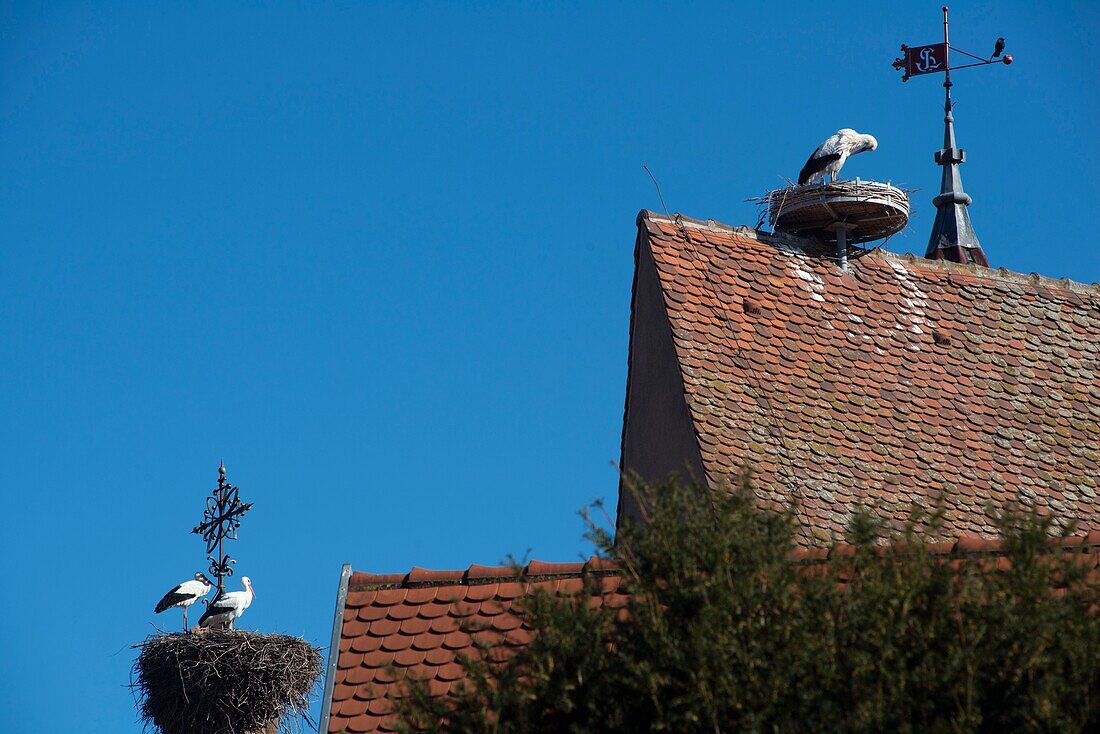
133 631 324 734
750 180 912 245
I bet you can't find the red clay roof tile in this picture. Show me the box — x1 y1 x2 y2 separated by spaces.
441 630 472 650
427 615 458 633
405 587 437 604
373 589 407 606
386 604 418 621
358 604 389 622
398 616 431 635
346 713 380 733
432 585 466 603
348 636 379 655
495 582 524 600
366 618 399 637
380 634 413 653
464 583 498 602
416 601 449 618
526 560 584 576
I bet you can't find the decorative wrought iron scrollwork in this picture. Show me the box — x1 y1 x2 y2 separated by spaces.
191 462 252 597
207 554 237 581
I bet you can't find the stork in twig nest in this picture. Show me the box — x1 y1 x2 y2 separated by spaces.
198 576 256 630
154 572 213 631
798 128 878 185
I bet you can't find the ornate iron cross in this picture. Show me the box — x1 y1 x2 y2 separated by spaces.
192 462 253 597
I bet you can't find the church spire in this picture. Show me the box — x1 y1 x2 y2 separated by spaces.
925 71 988 266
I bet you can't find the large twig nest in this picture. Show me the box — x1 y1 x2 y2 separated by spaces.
133 630 323 734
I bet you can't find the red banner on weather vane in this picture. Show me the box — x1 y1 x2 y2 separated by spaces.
894 43 947 82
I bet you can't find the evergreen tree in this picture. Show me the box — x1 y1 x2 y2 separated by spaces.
396 476 1100 733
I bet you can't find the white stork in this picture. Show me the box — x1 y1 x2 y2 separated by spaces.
198 576 255 630
154 572 213 631
798 129 878 185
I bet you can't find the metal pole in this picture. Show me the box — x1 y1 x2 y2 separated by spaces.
827 222 854 273
837 227 848 273
942 7 952 131
943 6 951 84
217 462 226 597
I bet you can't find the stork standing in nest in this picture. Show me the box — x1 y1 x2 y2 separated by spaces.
154 572 213 631
798 129 878 185
198 576 256 630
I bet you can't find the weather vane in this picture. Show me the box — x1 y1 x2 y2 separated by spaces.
893 7 1011 83
892 6 1013 268
192 461 253 597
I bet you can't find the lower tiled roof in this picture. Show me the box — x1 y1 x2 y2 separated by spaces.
325 535 1100 732
327 558 623 734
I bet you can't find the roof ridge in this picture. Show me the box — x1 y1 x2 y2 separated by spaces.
348 557 619 590
346 533 1100 589
640 209 810 251
876 250 1100 296
639 209 1100 295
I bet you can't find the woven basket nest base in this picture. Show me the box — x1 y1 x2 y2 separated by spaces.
756 180 911 245
133 630 324 734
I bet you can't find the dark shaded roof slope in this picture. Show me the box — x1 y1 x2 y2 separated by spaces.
326 559 623 734
325 537 1100 732
630 211 1100 545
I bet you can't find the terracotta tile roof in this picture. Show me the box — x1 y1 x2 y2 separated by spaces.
324 537 1100 732
631 210 1100 545
325 559 624 734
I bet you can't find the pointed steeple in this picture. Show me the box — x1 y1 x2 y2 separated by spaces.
925 79 988 266
924 8 989 267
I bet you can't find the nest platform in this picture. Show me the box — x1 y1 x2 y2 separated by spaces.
762 180 910 245
133 630 323 734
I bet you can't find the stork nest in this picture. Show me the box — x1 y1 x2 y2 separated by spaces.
750 180 912 245
132 631 324 734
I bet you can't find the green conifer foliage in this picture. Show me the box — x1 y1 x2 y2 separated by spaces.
396 476 1099 733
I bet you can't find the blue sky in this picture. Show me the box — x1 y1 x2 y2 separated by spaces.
1 1 1097 731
